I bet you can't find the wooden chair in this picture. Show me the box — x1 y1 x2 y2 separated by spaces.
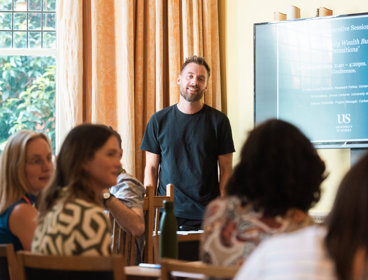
17 251 125 280
0 244 18 280
160 258 239 280
111 215 140 265
111 184 174 264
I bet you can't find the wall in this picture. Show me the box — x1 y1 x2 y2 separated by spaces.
219 0 368 215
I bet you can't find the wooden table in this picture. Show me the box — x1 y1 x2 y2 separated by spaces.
125 264 205 280
177 230 203 242
125 265 160 280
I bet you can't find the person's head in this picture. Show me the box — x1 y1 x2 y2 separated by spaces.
177 55 210 103
37 124 122 219
0 130 53 213
325 153 368 280
225 119 326 217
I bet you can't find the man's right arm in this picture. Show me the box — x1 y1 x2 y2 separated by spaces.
144 151 160 191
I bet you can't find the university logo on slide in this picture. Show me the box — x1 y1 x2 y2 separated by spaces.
337 113 351 124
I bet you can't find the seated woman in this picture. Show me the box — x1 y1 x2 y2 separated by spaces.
200 119 326 266
234 149 368 280
0 131 53 251
32 124 122 256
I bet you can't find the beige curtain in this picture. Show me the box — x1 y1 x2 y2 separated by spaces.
56 0 222 182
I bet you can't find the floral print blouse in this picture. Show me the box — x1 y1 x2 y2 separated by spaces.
200 196 315 266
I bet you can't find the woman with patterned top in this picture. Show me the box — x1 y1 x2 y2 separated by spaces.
32 124 122 256
200 119 326 266
0 131 53 251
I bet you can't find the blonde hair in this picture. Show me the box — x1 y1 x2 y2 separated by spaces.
0 130 51 214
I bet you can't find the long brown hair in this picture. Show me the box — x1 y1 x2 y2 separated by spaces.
37 124 117 222
325 152 368 280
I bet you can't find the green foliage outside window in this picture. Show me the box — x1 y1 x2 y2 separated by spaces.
0 55 56 151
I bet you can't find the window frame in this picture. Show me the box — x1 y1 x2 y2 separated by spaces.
0 48 56 55
0 0 57 151
0 0 56 49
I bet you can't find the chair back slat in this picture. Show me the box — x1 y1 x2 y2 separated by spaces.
111 214 137 266
145 184 174 263
0 244 18 280
111 184 174 264
17 251 125 280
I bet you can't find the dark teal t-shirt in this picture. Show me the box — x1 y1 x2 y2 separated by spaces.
141 104 235 220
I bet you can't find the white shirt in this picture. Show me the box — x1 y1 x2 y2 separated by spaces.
234 226 336 280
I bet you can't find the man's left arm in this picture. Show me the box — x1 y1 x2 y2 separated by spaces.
218 153 233 197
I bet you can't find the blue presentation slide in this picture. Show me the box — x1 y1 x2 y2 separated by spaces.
277 15 368 144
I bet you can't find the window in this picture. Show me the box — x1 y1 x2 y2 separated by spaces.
0 0 56 151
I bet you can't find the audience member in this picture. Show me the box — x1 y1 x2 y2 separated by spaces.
105 129 145 237
0 131 53 250
102 128 145 264
234 150 368 280
32 124 121 256
108 168 145 236
325 152 368 280
201 119 326 266
108 168 145 264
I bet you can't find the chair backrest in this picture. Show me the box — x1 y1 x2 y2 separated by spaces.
111 214 138 265
17 251 126 280
145 184 174 264
0 244 18 280
111 184 174 264
160 258 239 280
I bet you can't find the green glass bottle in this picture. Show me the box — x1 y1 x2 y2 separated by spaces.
159 200 178 259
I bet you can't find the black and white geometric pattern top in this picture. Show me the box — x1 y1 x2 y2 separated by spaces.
32 198 112 256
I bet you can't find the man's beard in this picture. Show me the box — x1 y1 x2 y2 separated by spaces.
180 87 205 103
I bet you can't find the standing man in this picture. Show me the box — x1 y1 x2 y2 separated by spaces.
141 55 234 229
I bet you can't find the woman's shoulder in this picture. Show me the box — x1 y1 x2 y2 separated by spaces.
203 196 254 229
207 196 243 208
277 208 315 233
11 203 37 219
204 196 243 217
201 196 261 266
10 199 37 229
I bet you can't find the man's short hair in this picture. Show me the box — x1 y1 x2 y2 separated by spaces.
180 55 211 78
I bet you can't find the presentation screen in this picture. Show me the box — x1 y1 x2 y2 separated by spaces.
254 13 368 148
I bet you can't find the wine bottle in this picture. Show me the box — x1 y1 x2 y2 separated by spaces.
159 200 178 259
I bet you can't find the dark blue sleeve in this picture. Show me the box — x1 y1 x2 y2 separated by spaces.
140 115 161 154
217 116 235 155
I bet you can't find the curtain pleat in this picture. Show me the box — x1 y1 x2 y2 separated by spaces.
155 0 165 110
193 0 203 56
182 0 193 57
56 0 83 148
82 0 92 123
167 0 182 106
116 0 136 175
90 0 118 126
203 0 221 109
57 0 222 182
